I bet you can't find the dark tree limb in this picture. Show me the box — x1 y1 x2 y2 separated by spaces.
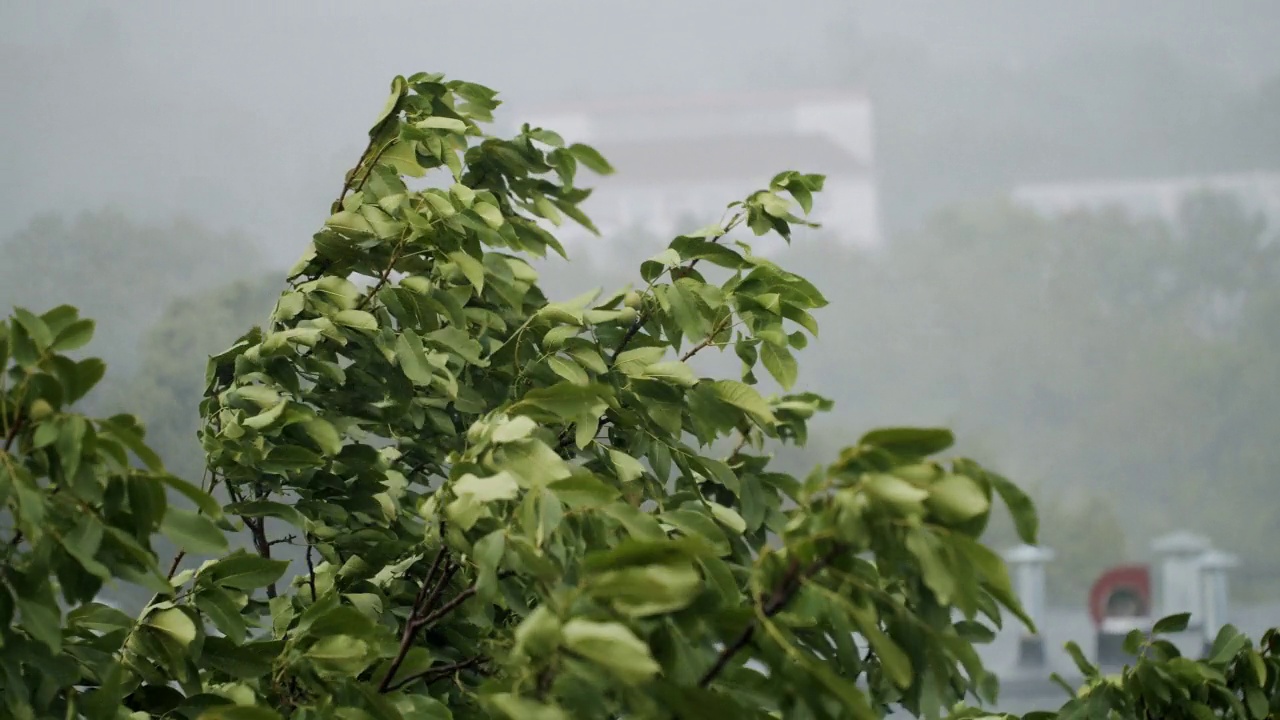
383 654 486 693
377 543 512 694
304 535 318 602
698 544 843 687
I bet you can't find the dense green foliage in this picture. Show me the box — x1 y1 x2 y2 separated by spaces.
1 70 1277 720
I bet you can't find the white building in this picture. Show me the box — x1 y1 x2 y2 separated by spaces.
1012 171 1280 228
516 89 882 251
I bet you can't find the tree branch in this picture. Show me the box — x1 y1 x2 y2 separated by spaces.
2 413 24 452
698 544 843 687
384 654 486 693
305 535 318 602
379 546 462 692
680 314 733 362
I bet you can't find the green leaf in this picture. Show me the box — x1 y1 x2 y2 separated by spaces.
608 449 647 483
17 597 62 652
474 529 506 602
50 318 94 352
449 250 486 293
1122 628 1146 655
588 562 703 617
385 647 437 689
395 329 434 386
561 619 659 684
927 474 991 523
859 427 955 457
491 415 538 444
487 695 569 720
850 609 912 688
196 588 248 644
864 473 929 514
707 502 746 534
548 474 620 508
1064 640 1098 678
199 707 285 720
641 360 698 387
760 343 798 390
548 355 589 386
198 553 290 591
371 75 407 130
158 474 223 517
161 507 229 555
453 471 521 503
225 500 307 530
1152 612 1192 634
510 383 610 421
615 346 666 376
144 607 198 648
706 380 776 426
906 530 956 604
333 309 378 331
568 143 614 174
660 509 731 556
13 307 53 351
988 471 1039 545
473 202 504 229
242 400 286 430
426 326 488 365
305 635 373 675
662 280 711 341
380 140 426 177
416 116 468 132
301 418 343 456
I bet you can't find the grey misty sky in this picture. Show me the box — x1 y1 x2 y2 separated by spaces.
1 0 1278 264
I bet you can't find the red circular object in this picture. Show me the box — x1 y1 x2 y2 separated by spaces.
1088 564 1151 627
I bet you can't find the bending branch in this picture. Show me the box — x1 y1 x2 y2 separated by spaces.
384 654 486 693
698 544 843 687
378 545 511 693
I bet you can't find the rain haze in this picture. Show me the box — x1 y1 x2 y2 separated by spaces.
3 0 1280 710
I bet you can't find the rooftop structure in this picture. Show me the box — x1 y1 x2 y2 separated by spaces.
514 88 882 252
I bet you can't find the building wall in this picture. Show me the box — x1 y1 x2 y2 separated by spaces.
560 173 879 250
520 91 882 251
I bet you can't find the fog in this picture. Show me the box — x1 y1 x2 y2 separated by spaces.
3 0 1279 691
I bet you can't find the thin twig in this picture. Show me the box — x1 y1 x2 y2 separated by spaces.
698 544 843 687
414 582 477 629
379 546 454 693
356 235 408 310
384 654 486 693
305 535 318 602
680 314 734 362
167 472 222 580
2 414 24 452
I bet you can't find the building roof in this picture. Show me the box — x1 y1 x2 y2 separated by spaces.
522 87 869 116
589 132 866 186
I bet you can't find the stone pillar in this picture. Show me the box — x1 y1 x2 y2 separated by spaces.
1151 531 1211 628
1005 544 1054 670
1198 549 1239 657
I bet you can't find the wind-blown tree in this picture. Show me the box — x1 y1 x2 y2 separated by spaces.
191 72 1037 719
1 71 1276 720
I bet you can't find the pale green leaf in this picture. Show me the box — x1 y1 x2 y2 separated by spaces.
561 619 659 684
